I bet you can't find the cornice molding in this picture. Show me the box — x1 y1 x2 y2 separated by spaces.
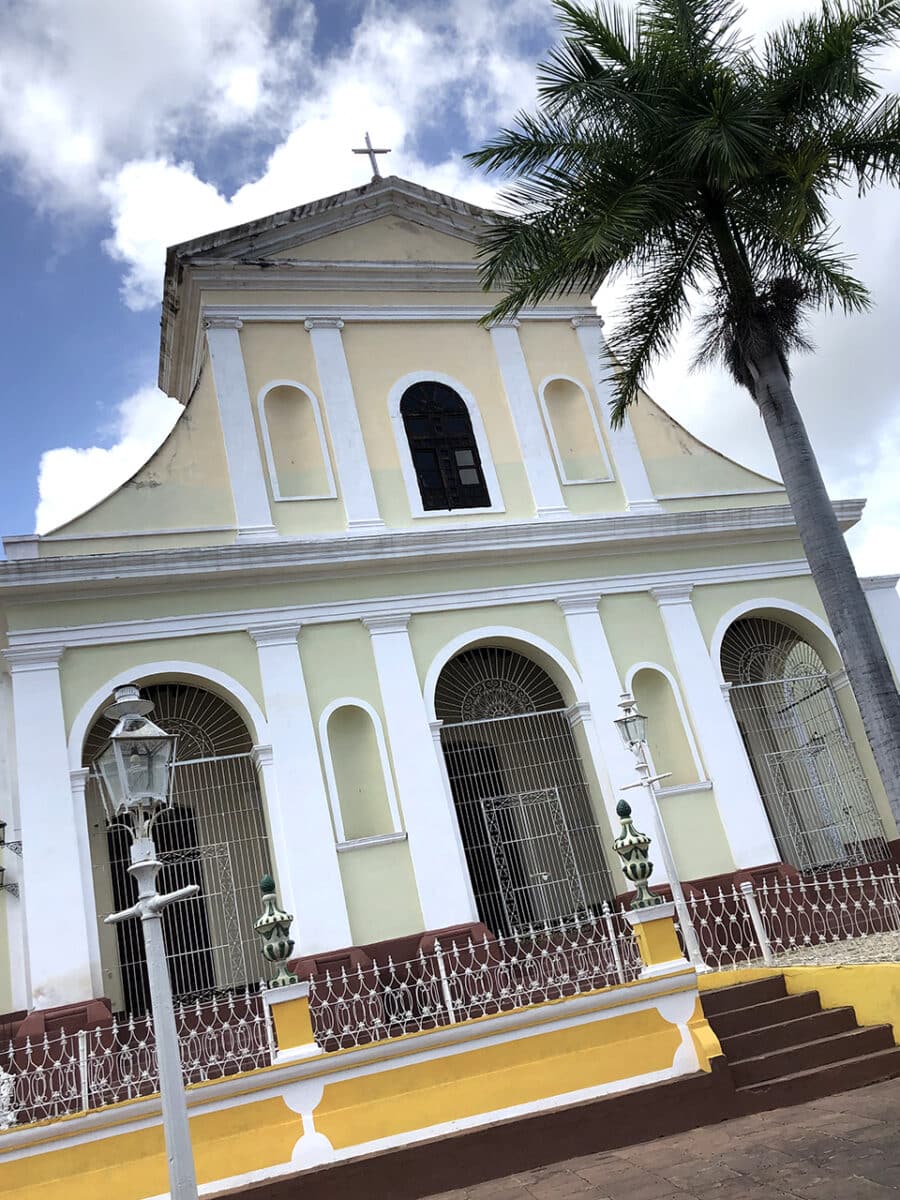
247 623 303 648
2 559 816 656
251 744 274 769
363 613 412 635
861 575 900 593
203 316 243 331
0 502 861 599
2 645 65 671
650 582 695 606
570 314 604 328
204 303 594 325
304 317 344 331
556 595 601 617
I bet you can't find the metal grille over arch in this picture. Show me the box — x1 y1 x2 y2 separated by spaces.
721 617 888 872
84 683 273 1015
435 647 614 936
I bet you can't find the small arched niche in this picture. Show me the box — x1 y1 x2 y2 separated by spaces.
539 376 612 484
630 666 703 787
259 381 336 501
323 701 400 843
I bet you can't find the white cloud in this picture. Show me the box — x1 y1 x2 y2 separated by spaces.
35 387 181 533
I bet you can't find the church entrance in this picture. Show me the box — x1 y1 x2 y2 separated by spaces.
722 617 889 872
435 647 614 936
85 683 272 1015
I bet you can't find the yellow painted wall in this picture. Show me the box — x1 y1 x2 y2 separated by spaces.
59 634 266 748
39 363 235 546
629 390 781 499
338 838 424 944
632 667 699 786
328 705 395 839
270 214 483 263
341 320 535 527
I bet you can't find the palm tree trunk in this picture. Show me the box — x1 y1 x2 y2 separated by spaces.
752 349 900 830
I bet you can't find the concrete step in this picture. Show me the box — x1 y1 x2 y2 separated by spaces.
708 990 821 1039
731 1025 895 1087
737 1046 900 1109
700 975 786 1017
719 1006 858 1061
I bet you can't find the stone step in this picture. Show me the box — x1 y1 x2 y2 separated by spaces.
708 990 821 1039
731 1025 895 1087
719 1006 858 1061
736 1046 900 1109
700 975 786 1017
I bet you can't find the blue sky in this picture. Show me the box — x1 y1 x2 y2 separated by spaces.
0 0 898 577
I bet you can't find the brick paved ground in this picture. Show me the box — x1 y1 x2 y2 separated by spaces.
424 1078 900 1199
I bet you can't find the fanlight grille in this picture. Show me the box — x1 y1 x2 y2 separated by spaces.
84 683 253 764
435 647 565 724
721 617 827 686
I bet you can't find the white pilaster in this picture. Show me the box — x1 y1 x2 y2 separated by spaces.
249 625 352 954
862 576 900 687
489 320 568 518
559 598 669 884
204 317 278 542
364 615 477 929
651 584 780 867
305 318 384 531
5 646 95 1008
572 316 661 514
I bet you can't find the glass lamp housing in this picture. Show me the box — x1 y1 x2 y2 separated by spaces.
614 695 648 750
95 713 176 828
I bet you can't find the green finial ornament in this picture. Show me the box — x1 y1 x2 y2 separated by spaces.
613 799 663 910
254 873 298 987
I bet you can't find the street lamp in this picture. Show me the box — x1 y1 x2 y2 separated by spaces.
94 685 199 1200
614 692 704 968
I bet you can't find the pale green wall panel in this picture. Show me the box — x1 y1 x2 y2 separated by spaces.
339 840 424 945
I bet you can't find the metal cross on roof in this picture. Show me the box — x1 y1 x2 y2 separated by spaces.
352 131 391 180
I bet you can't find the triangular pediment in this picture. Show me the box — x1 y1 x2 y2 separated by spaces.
168 176 495 268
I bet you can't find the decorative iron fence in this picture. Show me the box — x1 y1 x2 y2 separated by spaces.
0 987 273 1129
309 906 642 1051
678 864 900 971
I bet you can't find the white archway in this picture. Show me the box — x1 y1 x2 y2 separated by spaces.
423 625 585 720
69 660 269 769
709 598 839 685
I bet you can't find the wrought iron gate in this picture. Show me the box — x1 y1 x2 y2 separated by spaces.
722 617 888 872
89 752 271 1014
440 709 614 935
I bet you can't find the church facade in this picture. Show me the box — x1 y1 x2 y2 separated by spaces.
1 175 899 1021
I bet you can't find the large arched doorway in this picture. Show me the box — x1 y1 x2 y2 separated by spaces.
721 617 888 871
435 646 613 935
84 683 273 1014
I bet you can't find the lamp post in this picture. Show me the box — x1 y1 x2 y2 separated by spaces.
613 692 704 968
94 685 199 1200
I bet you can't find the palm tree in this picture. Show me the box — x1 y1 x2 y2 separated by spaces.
466 0 900 827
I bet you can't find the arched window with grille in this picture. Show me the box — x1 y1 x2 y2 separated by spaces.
721 616 888 871
399 380 491 512
84 683 273 1015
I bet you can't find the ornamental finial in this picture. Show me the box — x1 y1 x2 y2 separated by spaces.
255 874 298 987
613 799 663 910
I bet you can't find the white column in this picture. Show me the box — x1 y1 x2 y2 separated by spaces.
862 576 900 687
559 598 669 884
4 646 95 1008
489 319 568 518
249 624 352 954
572 315 661 514
651 584 780 867
70 767 104 997
305 318 384 531
364 615 477 929
204 317 278 542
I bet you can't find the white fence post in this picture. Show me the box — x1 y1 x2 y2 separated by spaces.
77 1029 90 1113
433 940 457 1025
603 903 626 983
739 880 775 966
